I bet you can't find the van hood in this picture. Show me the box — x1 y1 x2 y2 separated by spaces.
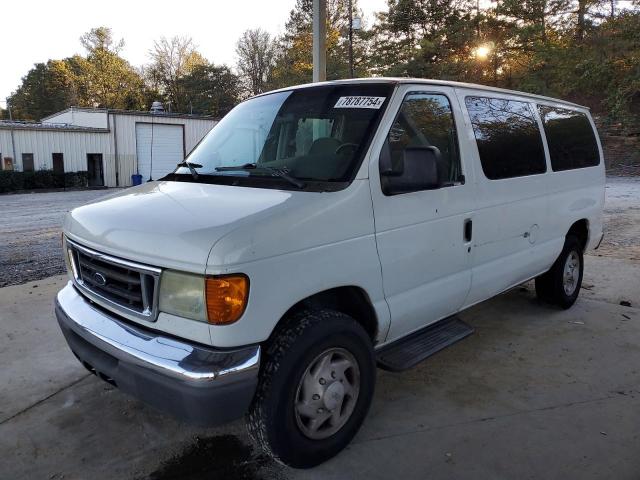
64 181 298 273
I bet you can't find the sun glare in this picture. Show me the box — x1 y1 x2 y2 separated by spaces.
475 45 491 59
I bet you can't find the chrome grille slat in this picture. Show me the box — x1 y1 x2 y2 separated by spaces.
65 238 161 321
80 274 143 304
77 256 142 285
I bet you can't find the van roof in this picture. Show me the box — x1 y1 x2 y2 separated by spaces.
264 77 587 110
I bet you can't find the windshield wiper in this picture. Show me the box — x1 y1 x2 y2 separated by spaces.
215 163 306 189
176 161 202 179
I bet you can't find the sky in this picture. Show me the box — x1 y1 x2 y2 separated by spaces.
0 0 389 102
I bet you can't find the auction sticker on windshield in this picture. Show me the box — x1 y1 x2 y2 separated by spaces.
334 96 386 109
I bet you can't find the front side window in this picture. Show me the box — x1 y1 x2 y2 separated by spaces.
538 106 600 171
180 84 392 190
380 92 462 195
465 96 546 180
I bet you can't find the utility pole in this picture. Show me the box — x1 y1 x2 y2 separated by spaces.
476 0 480 38
313 0 327 82
5 98 17 171
348 0 354 78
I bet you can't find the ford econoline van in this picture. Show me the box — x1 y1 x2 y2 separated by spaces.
55 78 605 468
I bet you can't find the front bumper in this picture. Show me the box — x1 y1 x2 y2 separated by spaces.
55 282 260 426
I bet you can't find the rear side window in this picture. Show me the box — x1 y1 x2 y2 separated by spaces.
465 96 546 180
538 106 600 171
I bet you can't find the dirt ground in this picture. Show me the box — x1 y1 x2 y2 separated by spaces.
597 176 640 261
0 189 112 287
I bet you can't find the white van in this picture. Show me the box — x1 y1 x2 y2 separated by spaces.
55 78 605 467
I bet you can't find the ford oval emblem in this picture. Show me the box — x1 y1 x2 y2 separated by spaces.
93 272 107 286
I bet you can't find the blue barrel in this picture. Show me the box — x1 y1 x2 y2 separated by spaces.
131 174 142 186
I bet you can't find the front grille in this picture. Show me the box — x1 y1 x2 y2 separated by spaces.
66 239 161 321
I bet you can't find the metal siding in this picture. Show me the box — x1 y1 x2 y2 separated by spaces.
0 130 12 165
1 114 216 185
0 129 114 185
43 109 109 129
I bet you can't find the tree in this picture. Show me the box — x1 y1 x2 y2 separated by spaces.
6 60 78 120
80 26 124 54
177 64 242 117
73 27 147 109
370 0 484 82
7 26 149 119
236 29 277 96
147 36 208 111
269 0 370 88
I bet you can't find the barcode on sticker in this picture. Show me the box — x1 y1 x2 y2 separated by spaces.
334 96 386 109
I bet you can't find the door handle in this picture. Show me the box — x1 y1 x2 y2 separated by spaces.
464 219 473 243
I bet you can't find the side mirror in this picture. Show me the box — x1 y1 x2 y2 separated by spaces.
379 140 400 176
381 146 441 195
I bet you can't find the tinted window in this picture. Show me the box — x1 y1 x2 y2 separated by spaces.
538 106 600 171
465 96 546 179
381 92 462 194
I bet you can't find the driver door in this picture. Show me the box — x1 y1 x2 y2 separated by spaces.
369 85 476 343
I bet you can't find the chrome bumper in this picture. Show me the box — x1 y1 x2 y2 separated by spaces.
55 282 260 425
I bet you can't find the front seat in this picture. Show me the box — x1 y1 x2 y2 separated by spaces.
308 137 342 157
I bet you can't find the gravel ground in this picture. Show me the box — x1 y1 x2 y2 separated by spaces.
597 176 640 261
0 190 116 287
0 176 638 287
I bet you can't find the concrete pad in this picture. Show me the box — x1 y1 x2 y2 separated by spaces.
0 275 88 423
582 255 640 307
1 260 639 479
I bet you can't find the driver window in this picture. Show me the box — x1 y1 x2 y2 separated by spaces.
382 92 461 190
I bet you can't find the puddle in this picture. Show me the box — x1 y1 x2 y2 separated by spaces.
143 435 283 480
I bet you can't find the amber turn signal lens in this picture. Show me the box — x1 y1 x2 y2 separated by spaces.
205 275 249 325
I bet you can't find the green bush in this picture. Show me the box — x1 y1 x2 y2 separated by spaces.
0 171 16 193
34 170 53 189
22 171 35 190
0 169 89 193
64 171 88 188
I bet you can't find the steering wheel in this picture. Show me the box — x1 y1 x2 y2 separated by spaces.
335 143 358 155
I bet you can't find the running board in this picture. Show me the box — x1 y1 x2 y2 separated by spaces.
376 317 474 372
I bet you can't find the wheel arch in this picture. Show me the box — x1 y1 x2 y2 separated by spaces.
567 219 589 251
273 286 379 343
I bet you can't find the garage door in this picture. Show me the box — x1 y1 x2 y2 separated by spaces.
135 123 184 181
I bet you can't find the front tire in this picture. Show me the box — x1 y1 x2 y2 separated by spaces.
535 235 584 309
246 309 375 468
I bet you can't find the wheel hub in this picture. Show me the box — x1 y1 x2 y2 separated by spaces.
294 347 360 440
563 250 580 296
322 381 345 411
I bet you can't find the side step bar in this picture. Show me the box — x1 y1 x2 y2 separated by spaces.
376 317 474 372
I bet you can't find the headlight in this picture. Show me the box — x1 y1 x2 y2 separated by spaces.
159 270 207 321
62 235 78 281
159 270 249 325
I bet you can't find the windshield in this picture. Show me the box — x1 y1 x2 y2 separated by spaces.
176 84 392 188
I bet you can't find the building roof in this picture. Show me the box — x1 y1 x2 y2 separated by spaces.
260 77 587 109
40 107 217 122
0 120 109 133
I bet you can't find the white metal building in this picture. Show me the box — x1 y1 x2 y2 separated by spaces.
0 107 217 187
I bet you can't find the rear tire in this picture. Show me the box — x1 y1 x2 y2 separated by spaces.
246 309 375 468
535 235 584 309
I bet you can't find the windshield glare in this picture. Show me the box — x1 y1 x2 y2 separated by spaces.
182 84 392 184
